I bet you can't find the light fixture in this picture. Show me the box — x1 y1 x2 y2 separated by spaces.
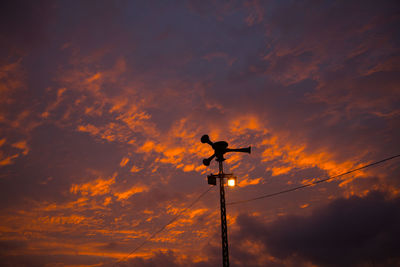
227 177 236 187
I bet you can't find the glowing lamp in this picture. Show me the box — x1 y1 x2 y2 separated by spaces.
227 177 236 187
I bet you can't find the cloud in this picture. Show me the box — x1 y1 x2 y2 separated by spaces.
70 173 116 196
0 0 54 52
238 177 263 187
114 184 149 201
0 153 19 166
0 240 27 255
234 191 400 266
117 250 182 267
130 165 142 173
12 140 29 155
116 248 223 267
119 157 130 167
0 253 108 267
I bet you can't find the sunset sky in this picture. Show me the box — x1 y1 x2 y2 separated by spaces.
1 1 400 266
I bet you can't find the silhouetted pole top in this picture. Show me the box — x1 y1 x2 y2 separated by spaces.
201 135 251 166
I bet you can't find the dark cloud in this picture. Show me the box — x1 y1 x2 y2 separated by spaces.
235 191 400 266
116 250 182 267
113 248 223 267
0 240 27 254
0 0 56 59
0 254 109 267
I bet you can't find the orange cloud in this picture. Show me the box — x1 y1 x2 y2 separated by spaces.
86 72 102 83
41 196 89 212
70 173 116 196
230 115 261 134
119 157 129 167
0 153 19 166
183 164 195 172
261 132 364 185
37 214 86 225
103 196 112 206
12 140 29 155
114 184 149 201
238 177 263 187
130 165 141 173
270 166 293 176
41 88 67 119
77 124 100 136
139 140 157 153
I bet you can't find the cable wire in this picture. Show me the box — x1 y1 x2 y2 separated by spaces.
227 154 400 206
115 185 214 265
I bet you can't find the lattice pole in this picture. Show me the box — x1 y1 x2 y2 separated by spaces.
201 134 251 267
218 161 229 267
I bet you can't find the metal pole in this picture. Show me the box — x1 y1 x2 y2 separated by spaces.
218 161 229 267
201 135 250 266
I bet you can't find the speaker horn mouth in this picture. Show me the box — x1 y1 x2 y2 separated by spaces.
226 146 251 154
203 153 216 166
203 158 211 166
201 135 210 144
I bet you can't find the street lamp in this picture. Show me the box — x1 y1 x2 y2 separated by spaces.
227 177 236 187
201 135 251 267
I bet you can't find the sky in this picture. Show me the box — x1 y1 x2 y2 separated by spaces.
0 0 400 266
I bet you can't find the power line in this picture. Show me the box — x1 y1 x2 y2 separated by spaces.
227 154 400 206
114 185 214 265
